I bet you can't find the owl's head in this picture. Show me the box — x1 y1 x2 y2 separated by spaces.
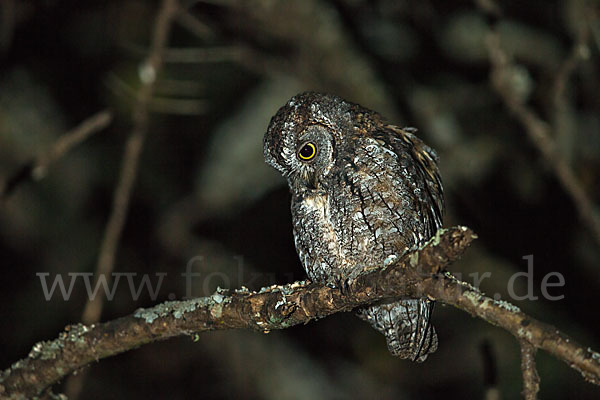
264 92 374 190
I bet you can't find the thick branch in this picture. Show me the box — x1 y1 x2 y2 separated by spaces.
2 226 600 399
0 226 472 398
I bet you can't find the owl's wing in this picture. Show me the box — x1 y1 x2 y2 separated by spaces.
341 125 444 254
353 126 443 361
388 126 445 236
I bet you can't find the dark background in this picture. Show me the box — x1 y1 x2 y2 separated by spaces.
1 0 599 399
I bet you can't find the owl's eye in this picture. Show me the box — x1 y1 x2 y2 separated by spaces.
298 142 317 161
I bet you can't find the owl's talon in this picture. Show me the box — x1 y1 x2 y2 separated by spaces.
334 278 351 296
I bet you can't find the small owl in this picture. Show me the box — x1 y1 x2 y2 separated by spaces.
263 92 444 361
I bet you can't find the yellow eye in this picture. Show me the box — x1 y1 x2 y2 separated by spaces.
298 142 317 161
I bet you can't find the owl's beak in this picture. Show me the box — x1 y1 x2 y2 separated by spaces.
296 169 319 191
306 169 321 191
311 175 320 190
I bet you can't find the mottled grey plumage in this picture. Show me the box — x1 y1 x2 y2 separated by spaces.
263 92 444 361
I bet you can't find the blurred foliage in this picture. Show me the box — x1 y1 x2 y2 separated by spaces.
1 0 599 399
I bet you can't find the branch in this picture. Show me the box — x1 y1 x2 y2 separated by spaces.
426 270 600 386
0 109 113 202
0 226 470 398
2 226 600 399
520 340 540 400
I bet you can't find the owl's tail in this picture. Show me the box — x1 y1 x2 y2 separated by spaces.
357 299 438 362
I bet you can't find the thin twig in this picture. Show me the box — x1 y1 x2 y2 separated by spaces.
81 0 178 329
481 2 600 248
551 0 592 167
175 7 214 39
0 110 113 202
65 0 179 397
519 340 540 400
2 227 600 399
552 34 590 111
32 111 114 180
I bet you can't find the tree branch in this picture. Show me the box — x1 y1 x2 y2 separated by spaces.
520 340 540 400
425 270 600 386
0 226 469 398
1 226 599 399
0 109 113 203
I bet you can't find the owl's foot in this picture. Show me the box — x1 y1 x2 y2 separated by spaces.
326 275 353 295
338 278 353 296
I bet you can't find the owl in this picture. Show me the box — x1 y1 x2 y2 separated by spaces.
263 92 444 361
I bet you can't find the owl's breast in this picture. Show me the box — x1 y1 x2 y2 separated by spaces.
291 191 350 284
